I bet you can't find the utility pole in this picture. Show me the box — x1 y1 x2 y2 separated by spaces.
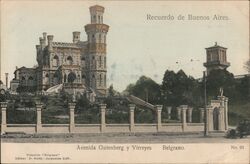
203 71 208 136
5 73 8 88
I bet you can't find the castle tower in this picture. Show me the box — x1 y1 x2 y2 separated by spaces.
85 5 109 96
204 42 230 74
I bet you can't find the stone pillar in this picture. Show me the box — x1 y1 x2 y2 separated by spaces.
155 105 162 132
224 97 229 130
100 104 106 133
199 108 205 123
207 106 214 131
176 107 181 121
167 106 172 120
187 107 193 123
218 109 223 131
181 106 187 132
129 104 135 132
36 102 43 133
1 102 8 134
68 103 76 133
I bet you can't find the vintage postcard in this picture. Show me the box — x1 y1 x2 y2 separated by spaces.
0 0 249 163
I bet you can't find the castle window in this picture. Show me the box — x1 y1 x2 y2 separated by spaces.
64 74 67 83
99 56 102 67
98 16 101 23
104 74 106 87
52 55 59 67
67 56 73 65
99 74 102 86
99 34 101 43
21 76 26 81
104 57 106 68
28 76 33 80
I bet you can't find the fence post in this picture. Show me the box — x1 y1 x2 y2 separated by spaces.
1 102 8 134
177 107 181 121
187 107 193 123
36 102 43 133
129 104 135 132
199 108 205 123
181 105 187 132
100 104 106 133
155 105 163 132
167 106 172 120
68 102 76 133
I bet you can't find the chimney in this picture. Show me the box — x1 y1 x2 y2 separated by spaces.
43 32 47 43
73 31 80 43
47 35 54 51
5 73 8 88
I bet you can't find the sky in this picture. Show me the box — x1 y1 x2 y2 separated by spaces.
1 0 249 91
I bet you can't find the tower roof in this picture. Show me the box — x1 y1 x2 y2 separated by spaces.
90 5 105 12
205 42 227 50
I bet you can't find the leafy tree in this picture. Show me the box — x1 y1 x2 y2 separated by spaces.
162 69 200 106
125 76 161 104
244 60 250 73
108 84 115 97
206 69 235 100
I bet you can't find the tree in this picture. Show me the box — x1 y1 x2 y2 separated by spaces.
206 69 235 100
244 60 250 73
162 69 200 106
124 76 161 104
108 84 115 97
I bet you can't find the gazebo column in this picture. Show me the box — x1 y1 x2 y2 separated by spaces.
224 97 229 130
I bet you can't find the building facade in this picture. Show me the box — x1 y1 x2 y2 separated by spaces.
10 5 109 96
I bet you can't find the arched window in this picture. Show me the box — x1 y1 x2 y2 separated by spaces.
99 34 101 43
64 74 67 83
99 74 102 87
53 55 59 67
99 56 102 67
28 76 33 80
54 73 59 84
98 15 101 23
104 74 106 87
104 57 106 68
22 76 26 81
45 73 49 84
68 72 76 83
67 56 73 65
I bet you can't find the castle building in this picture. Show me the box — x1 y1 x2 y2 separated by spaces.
203 42 230 74
10 5 109 96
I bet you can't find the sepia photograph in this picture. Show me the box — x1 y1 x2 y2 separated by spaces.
0 0 249 163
